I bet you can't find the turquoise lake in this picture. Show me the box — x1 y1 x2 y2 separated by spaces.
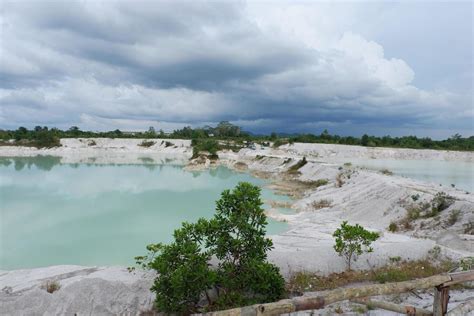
342 158 474 192
0 156 291 270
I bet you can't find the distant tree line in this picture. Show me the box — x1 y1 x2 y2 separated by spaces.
0 123 473 151
287 129 474 151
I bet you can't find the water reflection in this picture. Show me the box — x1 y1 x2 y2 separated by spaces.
0 156 290 269
0 156 62 171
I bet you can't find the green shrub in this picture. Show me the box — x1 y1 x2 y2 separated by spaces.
287 157 307 174
272 139 288 148
135 183 284 313
192 139 219 159
464 221 474 235
447 209 461 226
430 192 454 215
41 280 61 293
388 222 398 232
138 140 156 147
333 221 380 271
31 132 61 148
406 205 421 220
459 257 474 271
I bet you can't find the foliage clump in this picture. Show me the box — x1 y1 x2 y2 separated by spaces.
388 222 398 232
399 192 456 230
138 140 156 147
307 178 329 188
380 168 393 175
333 221 380 271
191 139 219 159
287 157 307 174
135 182 285 313
447 209 461 226
41 280 61 294
430 192 454 216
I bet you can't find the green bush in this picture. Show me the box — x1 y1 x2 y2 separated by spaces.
138 140 156 147
135 182 285 313
272 139 288 148
388 222 398 232
192 139 219 159
287 157 307 174
333 221 380 271
430 192 454 215
447 209 461 226
32 132 61 148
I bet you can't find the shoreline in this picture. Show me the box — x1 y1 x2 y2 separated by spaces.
1 137 472 162
1 138 473 314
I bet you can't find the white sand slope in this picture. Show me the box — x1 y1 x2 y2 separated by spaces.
1 140 473 314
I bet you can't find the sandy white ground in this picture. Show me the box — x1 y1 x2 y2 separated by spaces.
1 139 473 315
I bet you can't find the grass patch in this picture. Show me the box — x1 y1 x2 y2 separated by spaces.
287 259 454 295
305 178 329 188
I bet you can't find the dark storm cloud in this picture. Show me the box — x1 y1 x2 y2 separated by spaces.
0 0 472 137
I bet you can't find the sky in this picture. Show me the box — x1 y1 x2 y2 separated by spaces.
0 0 472 138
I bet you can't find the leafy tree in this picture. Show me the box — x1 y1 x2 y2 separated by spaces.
137 230 216 314
32 130 60 148
361 134 369 146
192 139 219 159
145 126 157 138
135 182 284 313
333 221 380 271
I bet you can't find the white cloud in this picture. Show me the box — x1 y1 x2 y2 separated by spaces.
0 0 471 137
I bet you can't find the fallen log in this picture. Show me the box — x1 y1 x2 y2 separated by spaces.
203 274 451 316
351 297 432 316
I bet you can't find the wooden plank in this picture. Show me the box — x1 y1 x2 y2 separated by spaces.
441 270 474 287
433 286 450 316
351 298 432 316
203 274 451 316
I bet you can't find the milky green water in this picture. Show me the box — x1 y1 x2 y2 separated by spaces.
339 158 474 192
0 156 291 270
